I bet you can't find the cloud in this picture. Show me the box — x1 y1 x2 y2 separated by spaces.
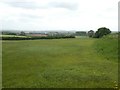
0 0 119 31
4 1 78 11
4 2 47 9
48 2 78 10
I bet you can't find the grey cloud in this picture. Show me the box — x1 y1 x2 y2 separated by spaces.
5 2 46 9
2 1 78 10
48 2 78 10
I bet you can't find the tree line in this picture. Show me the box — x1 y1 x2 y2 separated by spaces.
1 27 112 40
1 35 75 40
88 27 111 38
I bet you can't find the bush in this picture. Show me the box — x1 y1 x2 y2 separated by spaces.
94 35 118 61
94 27 111 38
2 35 75 40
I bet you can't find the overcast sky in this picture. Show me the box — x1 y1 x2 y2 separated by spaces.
0 0 119 31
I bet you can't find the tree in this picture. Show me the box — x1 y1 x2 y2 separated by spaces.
2 31 16 35
20 31 26 36
94 27 111 38
88 30 94 37
75 31 87 36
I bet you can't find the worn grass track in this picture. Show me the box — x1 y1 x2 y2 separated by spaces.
2 38 118 88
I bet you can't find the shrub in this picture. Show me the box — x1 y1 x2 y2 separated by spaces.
94 27 111 38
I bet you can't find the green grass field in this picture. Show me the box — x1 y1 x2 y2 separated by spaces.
2 37 118 88
0 35 27 38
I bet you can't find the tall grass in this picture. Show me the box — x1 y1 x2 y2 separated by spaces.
94 34 118 62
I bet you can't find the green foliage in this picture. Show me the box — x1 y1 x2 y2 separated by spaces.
88 30 94 37
94 27 111 38
2 32 16 35
94 34 118 61
2 39 118 88
20 31 26 36
75 31 87 36
2 35 75 40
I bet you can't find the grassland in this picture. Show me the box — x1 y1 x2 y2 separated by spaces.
0 35 27 38
94 35 118 62
2 37 118 88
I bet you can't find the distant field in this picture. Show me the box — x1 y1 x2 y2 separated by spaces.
75 36 89 38
2 37 118 88
0 35 27 37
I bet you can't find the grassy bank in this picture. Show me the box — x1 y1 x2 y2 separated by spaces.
2 38 118 88
94 34 118 62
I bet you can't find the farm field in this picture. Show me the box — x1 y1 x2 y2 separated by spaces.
0 35 27 38
2 38 118 88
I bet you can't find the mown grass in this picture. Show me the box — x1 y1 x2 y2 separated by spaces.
2 38 118 88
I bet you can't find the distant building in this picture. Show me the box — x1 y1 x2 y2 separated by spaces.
21 31 48 37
